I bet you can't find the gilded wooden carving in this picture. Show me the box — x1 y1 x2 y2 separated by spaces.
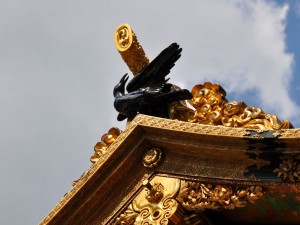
274 154 300 182
134 197 184 225
143 148 163 169
90 127 122 164
112 205 138 225
170 82 292 130
112 177 265 224
176 180 264 212
112 177 184 225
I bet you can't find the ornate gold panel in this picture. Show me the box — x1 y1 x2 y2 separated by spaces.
112 176 265 225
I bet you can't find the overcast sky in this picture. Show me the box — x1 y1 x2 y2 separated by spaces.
1 1 300 224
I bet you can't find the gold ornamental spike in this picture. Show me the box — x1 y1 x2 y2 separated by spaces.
114 24 150 75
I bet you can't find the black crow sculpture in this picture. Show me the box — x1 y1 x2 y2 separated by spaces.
113 43 192 121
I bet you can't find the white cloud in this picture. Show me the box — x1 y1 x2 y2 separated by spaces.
156 0 298 120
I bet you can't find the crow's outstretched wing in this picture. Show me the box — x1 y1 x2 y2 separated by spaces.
126 43 182 93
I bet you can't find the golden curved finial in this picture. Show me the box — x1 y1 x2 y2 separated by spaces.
114 24 150 75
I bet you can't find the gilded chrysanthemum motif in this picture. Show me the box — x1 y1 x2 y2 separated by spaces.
90 127 122 164
274 154 300 182
176 181 264 212
143 148 162 169
170 82 292 130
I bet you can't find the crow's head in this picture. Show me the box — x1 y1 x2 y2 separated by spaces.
113 74 129 97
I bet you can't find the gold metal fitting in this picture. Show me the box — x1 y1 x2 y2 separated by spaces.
143 180 164 203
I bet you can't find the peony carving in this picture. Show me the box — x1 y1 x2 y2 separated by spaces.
170 82 292 130
176 181 264 212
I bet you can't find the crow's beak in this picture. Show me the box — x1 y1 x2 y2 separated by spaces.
120 73 129 84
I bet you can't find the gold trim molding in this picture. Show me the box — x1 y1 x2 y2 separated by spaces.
133 114 251 137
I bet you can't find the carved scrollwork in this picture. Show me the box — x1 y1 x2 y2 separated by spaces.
134 197 182 225
112 177 183 224
170 82 292 130
176 181 264 212
113 198 182 225
274 154 300 182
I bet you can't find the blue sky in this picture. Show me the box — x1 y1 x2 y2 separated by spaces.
0 1 300 225
283 0 300 116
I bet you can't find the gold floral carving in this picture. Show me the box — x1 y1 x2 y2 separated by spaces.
170 82 292 130
274 154 300 182
115 24 150 75
143 148 162 169
176 181 264 212
112 177 265 224
90 127 121 164
112 204 138 225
